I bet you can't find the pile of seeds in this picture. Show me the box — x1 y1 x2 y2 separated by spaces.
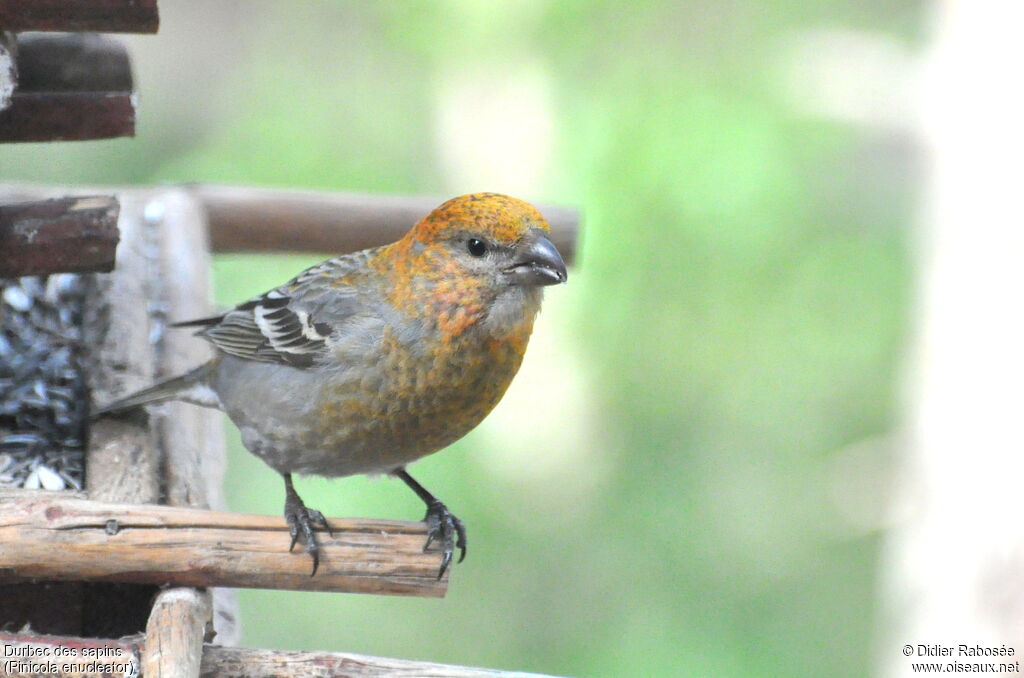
0 275 87 490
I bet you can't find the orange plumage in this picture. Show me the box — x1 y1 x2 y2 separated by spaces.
96 193 567 577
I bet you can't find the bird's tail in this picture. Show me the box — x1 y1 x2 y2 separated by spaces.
91 363 218 418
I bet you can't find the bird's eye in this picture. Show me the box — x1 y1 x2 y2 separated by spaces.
467 238 488 257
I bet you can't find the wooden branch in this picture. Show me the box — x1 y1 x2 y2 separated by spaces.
190 185 580 263
0 196 119 276
0 0 159 34
0 491 449 597
144 589 211 678
0 34 135 142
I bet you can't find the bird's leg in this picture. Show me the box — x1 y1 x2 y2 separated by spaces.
394 468 467 579
282 473 333 576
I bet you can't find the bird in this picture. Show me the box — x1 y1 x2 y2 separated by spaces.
93 192 567 578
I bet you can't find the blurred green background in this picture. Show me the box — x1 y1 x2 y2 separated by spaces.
0 1 926 675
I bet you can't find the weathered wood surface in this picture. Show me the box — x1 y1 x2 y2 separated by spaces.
144 588 212 678
0 0 159 34
0 196 119 276
191 185 580 263
0 491 449 597
148 190 224 510
143 188 235 646
82 192 162 506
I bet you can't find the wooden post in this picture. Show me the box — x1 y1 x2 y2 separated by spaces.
144 589 212 678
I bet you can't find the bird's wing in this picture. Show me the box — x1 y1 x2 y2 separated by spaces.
186 249 380 368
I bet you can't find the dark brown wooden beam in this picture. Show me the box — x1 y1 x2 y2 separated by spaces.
191 185 581 263
0 196 119 276
0 91 134 142
0 0 159 34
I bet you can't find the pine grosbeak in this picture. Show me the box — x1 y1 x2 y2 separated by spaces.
95 193 567 577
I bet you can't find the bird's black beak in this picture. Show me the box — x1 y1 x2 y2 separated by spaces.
504 230 568 287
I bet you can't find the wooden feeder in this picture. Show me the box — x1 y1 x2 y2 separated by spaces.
0 4 578 677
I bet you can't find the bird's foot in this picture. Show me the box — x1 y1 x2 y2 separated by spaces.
284 493 333 577
423 499 467 579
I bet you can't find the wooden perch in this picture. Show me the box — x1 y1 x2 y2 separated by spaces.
0 33 135 142
0 195 119 276
190 185 581 263
0 491 449 598
0 0 159 34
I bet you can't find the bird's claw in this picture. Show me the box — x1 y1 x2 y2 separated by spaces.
423 499 467 579
284 498 332 576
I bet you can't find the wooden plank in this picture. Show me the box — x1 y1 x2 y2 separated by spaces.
144 589 211 678
0 0 159 34
149 190 223 510
76 191 165 639
0 90 134 142
82 192 162 506
191 185 580 263
0 196 119 276
0 491 450 597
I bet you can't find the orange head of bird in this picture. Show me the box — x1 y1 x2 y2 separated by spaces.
394 192 568 291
